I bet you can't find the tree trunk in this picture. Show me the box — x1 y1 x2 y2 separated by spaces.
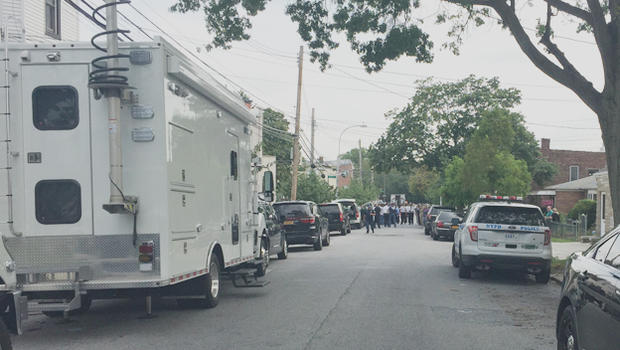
599 100 620 232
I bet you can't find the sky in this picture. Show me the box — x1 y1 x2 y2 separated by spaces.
79 0 605 161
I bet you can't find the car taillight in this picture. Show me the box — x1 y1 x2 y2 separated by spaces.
437 221 444 228
544 229 551 246
139 241 154 272
468 226 478 241
356 211 360 219
339 213 344 222
299 217 315 224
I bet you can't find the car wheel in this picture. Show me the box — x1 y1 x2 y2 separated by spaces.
314 234 322 251
277 237 288 259
458 247 471 279
451 244 459 268
256 238 269 277
557 306 579 350
177 254 221 309
323 230 330 246
536 268 550 284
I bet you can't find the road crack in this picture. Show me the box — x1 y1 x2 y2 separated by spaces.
302 269 363 350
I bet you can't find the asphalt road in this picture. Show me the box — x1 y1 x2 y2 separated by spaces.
14 225 560 350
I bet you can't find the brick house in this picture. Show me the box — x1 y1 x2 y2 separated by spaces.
323 159 354 189
544 175 598 215
529 138 607 208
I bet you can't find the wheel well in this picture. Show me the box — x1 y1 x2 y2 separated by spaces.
212 244 224 269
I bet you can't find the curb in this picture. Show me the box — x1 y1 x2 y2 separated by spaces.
550 273 563 285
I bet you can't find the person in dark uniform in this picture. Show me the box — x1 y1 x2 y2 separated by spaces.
362 206 375 233
374 204 382 228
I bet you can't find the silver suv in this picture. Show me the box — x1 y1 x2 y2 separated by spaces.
451 196 552 283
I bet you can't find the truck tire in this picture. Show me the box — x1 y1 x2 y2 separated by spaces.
178 254 221 309
0 319 11 350
256 237 269 277
536 269 550 284
451 245 459 268
458 248 471 279
277 237 288 259
314 235 322 251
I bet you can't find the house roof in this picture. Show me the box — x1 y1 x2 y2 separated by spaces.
545 175 598 191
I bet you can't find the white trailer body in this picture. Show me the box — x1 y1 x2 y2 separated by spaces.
0 37 268 331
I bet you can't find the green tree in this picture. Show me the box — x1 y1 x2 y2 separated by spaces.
338 180 381 204
171 0 620 230
569 199 597 228
441 157 472 208
373 171 412 203
408 166 441 203
296 172 335 204
368 76 521 172
262 108 292 200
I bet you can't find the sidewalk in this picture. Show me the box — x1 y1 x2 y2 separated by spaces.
553 242 592 259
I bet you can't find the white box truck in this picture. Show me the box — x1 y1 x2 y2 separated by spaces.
0 34 274 334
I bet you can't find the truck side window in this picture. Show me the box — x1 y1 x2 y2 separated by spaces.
230 151 238 180
33 86 79 130
35 180 81 224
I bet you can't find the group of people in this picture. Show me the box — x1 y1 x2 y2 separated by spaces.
360 202 426 234
544 206 561 222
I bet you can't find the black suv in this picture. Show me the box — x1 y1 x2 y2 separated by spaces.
319 203 351 235
430 210 460 241
556 227 620 350
424 205 454 235
273 201 329 250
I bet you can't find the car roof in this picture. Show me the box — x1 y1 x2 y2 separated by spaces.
273 201 313 205
335 199 356 203
472 201 541 209
319 203 340 206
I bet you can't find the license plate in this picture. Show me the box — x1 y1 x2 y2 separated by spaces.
523 244 537 249
451 225 458 229
505 233 517 239
284 220 294 225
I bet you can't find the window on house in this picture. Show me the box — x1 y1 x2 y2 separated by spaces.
45 0 61 39
602 193 606 220
569 165 579 181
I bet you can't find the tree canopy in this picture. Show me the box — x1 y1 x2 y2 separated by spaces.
261 108 292 200
296 172 336 203
368 76 521 172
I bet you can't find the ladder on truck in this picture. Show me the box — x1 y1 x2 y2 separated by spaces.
0 23 15 236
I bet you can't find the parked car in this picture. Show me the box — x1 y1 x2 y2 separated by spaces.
556 226 620 350
273 201 330 250
335 199 361 229
452 195 552 283
424 205 454 235
431 211 460 241
318 203 351 235
258 201 288 259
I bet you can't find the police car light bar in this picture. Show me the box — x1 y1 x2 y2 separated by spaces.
479 195 523 202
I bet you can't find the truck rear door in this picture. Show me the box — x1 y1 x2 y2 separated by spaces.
21 65 93 236
475 206 547 254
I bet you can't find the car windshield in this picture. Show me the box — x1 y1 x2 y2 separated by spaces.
273 203 311 219
339 201 356 212
475 206 545 226
319 205 340 214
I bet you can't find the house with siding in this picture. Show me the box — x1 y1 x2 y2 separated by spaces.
1 0 79 43
595 171 615 236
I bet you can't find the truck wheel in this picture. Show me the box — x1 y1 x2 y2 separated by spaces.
256 238 269 277
536 269 551 284
178 254 221 309
451 245 459 268
277 237 288 259
313 234 322 251
458 248 471 279
0 319 12 350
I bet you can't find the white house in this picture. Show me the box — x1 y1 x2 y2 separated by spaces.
1 0 79 42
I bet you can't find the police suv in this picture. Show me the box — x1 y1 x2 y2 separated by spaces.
451 195 552 283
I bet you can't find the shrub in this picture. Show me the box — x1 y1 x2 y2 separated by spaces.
568 199 596 228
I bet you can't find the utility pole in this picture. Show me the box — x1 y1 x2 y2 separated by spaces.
358 139 363 185
290 46 303 200
311 108 316 170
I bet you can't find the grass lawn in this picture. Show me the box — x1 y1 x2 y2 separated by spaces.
551 237 577 243
551 257 568 275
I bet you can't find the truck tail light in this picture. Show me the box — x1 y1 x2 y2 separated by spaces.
139 241 154 272
544 229 551 246
300 217 315 224
468 226 478 241
437 221 444 228
339 213 344 222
